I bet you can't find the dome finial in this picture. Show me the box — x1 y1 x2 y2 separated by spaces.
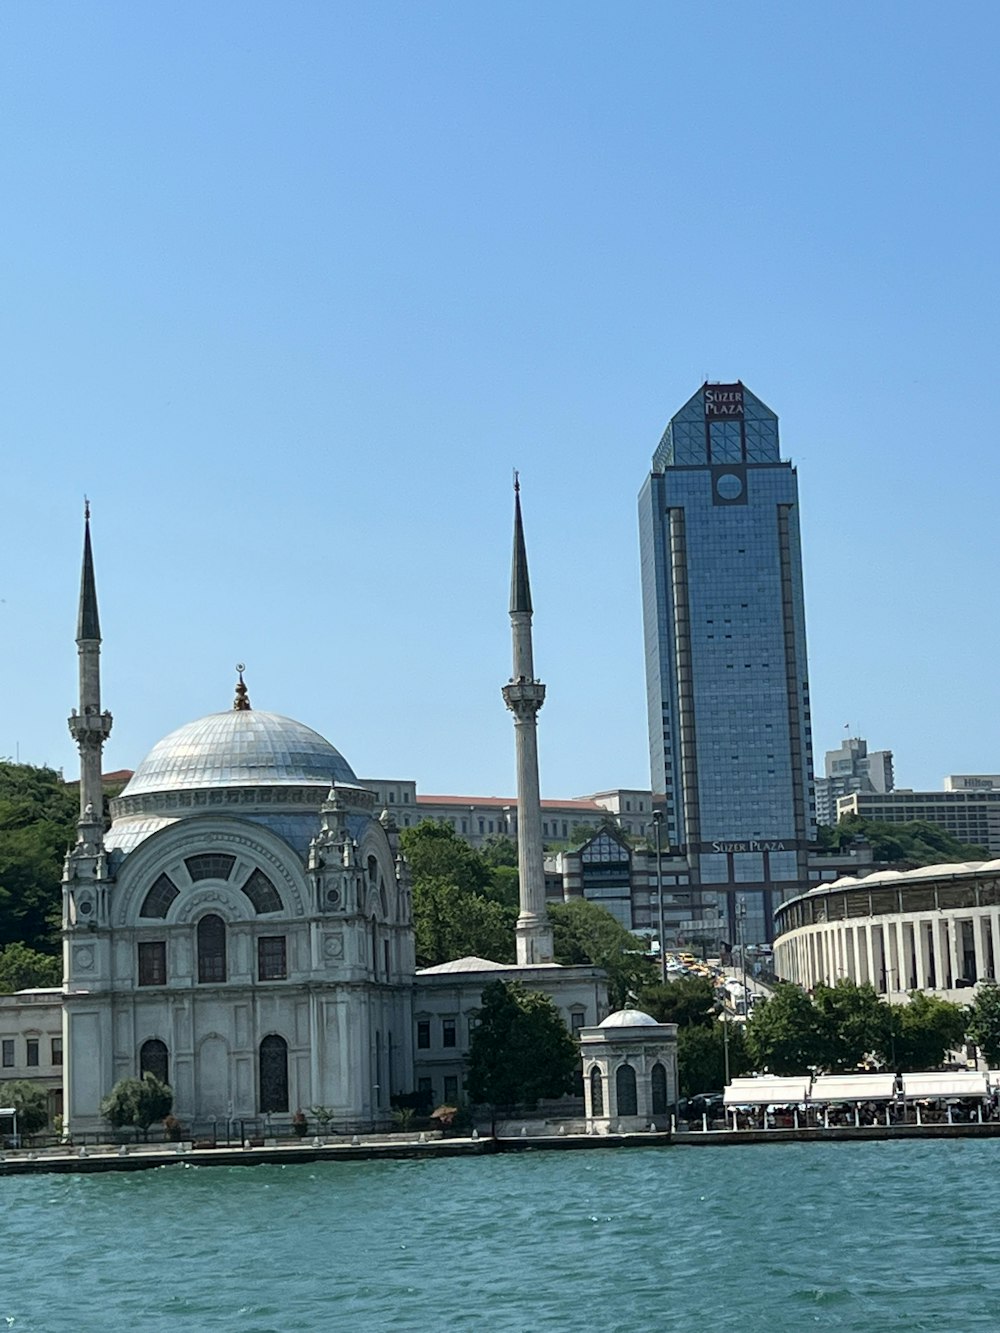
233 663 251 711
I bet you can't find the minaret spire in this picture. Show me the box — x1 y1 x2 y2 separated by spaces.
68 502 113 825
502 477 554 965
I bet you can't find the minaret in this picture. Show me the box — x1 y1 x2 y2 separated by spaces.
502 477 554 965
67 502 113 834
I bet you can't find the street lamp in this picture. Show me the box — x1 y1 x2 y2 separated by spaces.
737 900 751 1017
652 812 666 983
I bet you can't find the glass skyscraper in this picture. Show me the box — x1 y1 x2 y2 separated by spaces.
638 382 816 945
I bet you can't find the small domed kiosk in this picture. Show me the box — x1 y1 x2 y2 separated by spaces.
580 1008 678 1133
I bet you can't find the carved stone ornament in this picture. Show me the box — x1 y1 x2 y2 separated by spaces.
323 933 344 960
74 945 95 972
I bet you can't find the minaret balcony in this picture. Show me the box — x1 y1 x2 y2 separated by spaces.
502 680 546 713
68 710 113 742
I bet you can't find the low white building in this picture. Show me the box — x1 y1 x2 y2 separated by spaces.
0 988 63 1123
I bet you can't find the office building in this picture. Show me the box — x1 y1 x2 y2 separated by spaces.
837 788 1000 857
638 381 816 944
815 734 894 825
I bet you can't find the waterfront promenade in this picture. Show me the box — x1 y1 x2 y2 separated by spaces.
6 1118 1000 1175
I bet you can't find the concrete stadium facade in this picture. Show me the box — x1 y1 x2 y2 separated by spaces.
774 859 1000 1003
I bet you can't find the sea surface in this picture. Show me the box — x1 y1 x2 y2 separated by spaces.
2 1139 997 1332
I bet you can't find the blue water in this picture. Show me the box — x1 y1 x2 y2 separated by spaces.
2 1140 998 1331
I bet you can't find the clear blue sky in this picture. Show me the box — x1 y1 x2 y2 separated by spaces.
3 1 998 799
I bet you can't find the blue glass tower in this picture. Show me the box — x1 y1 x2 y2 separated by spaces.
638 382 815 944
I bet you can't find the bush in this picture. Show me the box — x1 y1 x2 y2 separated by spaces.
0 1079 49 1137
101 1073 173 1139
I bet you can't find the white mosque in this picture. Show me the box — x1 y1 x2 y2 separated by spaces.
57 496 608 1134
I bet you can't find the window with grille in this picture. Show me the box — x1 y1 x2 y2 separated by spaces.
241 869 282 914
197 915 227 983
140 1038 169 1085
590 1066 604 1116
651 1062 668 1116
138 941 167 986
259 1035 289 1113
185 853 236 882
616 1064 637 1117
258 936 287 981
140 874 179 919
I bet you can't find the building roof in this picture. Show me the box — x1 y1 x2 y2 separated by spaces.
120 709 357 796
598 1009 660 1029
415 956 563 974
415 795 604 811
807 859 1000 895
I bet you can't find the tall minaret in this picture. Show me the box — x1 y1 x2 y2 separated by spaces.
67 502 113 833
502 477 554 965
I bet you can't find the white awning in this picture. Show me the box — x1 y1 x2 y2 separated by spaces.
901 1072 989 1100
724 1076 810 1106
811 1074 896 1102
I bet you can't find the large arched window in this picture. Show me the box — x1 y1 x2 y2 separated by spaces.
140 874 179 919
140 1038 169 1086
616 1063 637 1117
197 914 227 983
590 1065 604 1117
241 869 282 914
259 1035 289 1113
651 1062 668 1116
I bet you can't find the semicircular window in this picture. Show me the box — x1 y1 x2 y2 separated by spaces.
140 873 179 919
185 853 236 883
242 868 282 914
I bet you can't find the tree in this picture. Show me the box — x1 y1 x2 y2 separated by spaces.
412 876 516 966
480 835 518 868
966 985 1000 1066
400 821 492 897
638 976 718 1029
466 980 578 1118
881 992 968 1071
818 815 987 866
0 761 79 953
0 1079 50 1136
811 979 888 1072
549 899 655 1010
678 1022 751 1098
101 1073 174 1138
745 983 824 1075
0 942 62 993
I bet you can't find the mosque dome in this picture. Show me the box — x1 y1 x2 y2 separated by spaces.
598 1009 661 1029
121 709 357 797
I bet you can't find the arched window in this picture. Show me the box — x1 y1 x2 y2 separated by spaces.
140 1038 169 1086
197 914 227 983
259 1035 289 1113
651 1062 668 1116
141 873 179 919
616 1063 637 1117
186 853 236 882
241 869 282 914
590 1066 604 1117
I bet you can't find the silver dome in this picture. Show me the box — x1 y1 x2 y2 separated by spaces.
599 1009 660 1029
121 710 357 796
